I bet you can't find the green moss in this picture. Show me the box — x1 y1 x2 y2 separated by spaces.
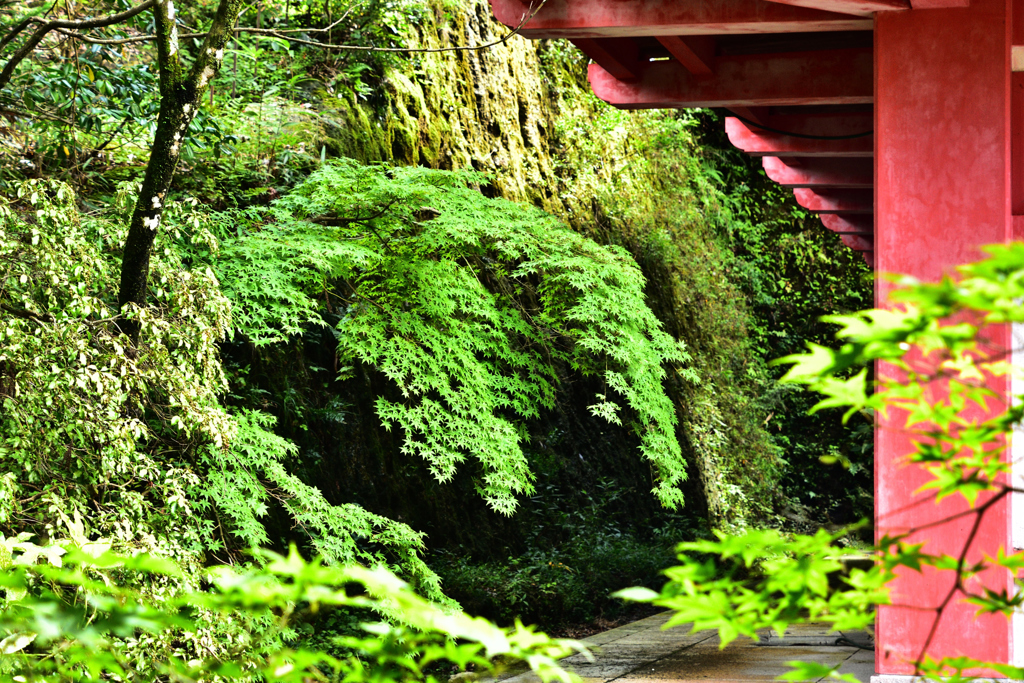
301 0 784 525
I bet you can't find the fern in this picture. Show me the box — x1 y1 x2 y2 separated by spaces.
198 410 452 606
204 160 694 514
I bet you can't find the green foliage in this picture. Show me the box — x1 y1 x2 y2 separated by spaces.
198 159 693 515
0 543 585 682
2 0 839 537
570 109 786 522
776 244 1024 513
0 14 889 683
688 111 874 520
0 180 447 606
0 180 230 572
0 8 880 671
620 243 1024 681
435 534 672 627
616 525 885 647
200 411 446 602
1 162 703 665
432 478 686 626
0 0 431 200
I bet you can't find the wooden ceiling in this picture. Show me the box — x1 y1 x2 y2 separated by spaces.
487 0 968 267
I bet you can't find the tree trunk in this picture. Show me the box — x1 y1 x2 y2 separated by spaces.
116 96 195 334
116 0 244 342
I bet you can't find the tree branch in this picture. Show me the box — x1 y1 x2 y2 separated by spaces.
152 0 180 97
51 0 546 54
0 16 40 52
1 302 53 323
0 103 73 125
185 0 239 89
90 115 132 155
0 0 156 91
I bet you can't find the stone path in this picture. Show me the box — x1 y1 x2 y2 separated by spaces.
504 614 874 683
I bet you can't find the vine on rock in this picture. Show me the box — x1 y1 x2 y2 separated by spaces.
200 159 695 515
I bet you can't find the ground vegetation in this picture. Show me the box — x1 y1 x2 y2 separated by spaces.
0 0 873 666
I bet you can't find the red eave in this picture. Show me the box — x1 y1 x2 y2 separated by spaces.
491 0 872 38
487 0 893 266
839 233 874 251
589 48 872 109
762 156 873 187
794 188 873 213
765 0 909 16
821 214 873 233
726 115 874 157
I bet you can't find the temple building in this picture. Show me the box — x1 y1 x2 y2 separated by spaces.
487 0 1024 678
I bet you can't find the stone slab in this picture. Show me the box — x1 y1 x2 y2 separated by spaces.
838 649 875 683
489 614 875 683
635 643 856 681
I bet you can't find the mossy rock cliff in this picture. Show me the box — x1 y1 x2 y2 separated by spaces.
247 0 785 543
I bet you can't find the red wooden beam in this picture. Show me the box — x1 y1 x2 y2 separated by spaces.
1015 0 1024 213
909 0 968 8
657 36 715 76
489 0 872 38
572 38 642 81
728 107 770 124
821 213 873 233
860 251 874 268
1013 72 1024 214
765 0 909 16
1015 0 1024 70
762 156 873 187
725 115 874 157
589 48 872 109
839 234 874 251
793 188 873 212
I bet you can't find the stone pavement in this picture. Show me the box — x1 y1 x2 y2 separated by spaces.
503 613 874 683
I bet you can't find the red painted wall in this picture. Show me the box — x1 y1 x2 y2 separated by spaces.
875 0 1013 672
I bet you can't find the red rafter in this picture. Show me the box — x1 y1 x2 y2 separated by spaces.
840 233 874 250
490 0 871 38
762 156 873 187
657 36 715 76
793 187 873 212
589 48 872 109
821 213 873 233
765 0 909 17
725 114 873 157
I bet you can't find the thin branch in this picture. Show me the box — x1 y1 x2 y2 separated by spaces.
54 27 194 45
10 0 155 33
914 509 985 671
92 116 132 154
251 0 546 54
0 0 157 91
0 0 58 51
1 303 53 323
53 0 546 53
54 14 353 45
0 104 73 125
54 26 289 45
311 198 402 226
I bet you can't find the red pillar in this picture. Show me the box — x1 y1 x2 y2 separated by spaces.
874 0 1013 674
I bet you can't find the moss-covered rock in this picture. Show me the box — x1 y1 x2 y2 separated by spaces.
294 0 783 527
